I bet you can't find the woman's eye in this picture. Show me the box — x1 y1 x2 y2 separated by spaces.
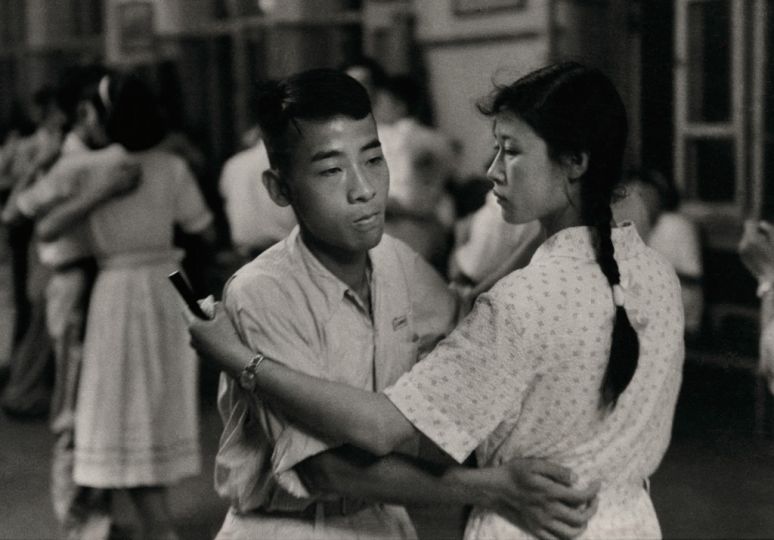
504 147 519 156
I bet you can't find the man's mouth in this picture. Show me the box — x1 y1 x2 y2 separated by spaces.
353 211 382 228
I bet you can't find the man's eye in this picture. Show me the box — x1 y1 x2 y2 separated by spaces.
504 147 520 156
319 168 341 177
366 156 384 166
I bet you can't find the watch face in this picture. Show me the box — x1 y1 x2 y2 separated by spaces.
240 371 256 391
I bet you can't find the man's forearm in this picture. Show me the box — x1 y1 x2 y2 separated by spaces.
35 184 109 240
299 446 489 508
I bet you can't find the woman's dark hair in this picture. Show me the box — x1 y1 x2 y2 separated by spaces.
57 64 110 130
255 68 373 172
479 61 638 410
104 72 168 152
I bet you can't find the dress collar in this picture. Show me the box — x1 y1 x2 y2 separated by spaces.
531 221 645 263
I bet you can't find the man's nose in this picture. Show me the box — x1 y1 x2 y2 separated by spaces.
348 167 377 203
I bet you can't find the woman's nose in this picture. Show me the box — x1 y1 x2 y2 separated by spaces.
486 154 505 185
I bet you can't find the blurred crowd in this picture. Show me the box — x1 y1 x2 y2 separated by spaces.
0 57 707 538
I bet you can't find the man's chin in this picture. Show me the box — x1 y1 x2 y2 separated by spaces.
361 228 384 249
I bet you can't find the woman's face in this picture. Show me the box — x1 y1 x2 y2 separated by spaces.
486 111 577 230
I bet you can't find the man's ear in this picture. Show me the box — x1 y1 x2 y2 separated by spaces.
263 169 292 207
564 151 589 182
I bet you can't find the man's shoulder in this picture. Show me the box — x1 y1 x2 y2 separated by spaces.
374 233 442 282
223 240 302 311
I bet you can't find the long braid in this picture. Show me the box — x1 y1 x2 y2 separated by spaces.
479 61 638 409
594 201 640 409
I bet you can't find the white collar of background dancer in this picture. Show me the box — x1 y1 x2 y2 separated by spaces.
98 75 111 111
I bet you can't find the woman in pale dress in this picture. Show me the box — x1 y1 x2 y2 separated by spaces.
189 62 684 539
74 73 214 539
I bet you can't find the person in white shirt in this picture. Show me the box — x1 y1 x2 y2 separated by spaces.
218 132 295 260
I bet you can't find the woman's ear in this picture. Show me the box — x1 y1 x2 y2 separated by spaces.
564 151 589 182
263 169 292 207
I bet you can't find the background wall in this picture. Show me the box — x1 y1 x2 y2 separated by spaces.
413 0 552 177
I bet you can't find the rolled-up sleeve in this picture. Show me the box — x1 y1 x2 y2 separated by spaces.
222 274 337 501
385 282 536 463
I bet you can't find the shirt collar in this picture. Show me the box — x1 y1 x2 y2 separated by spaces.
289 227 375 313
531 221 645 263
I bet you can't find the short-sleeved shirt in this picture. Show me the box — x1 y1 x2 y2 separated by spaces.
385 224 684 538
216 228 457 515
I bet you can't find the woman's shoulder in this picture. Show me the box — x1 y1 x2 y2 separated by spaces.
485 263 552 309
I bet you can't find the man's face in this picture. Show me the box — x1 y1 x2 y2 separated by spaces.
281 114 389 259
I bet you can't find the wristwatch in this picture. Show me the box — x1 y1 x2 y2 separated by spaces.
239 352 266 391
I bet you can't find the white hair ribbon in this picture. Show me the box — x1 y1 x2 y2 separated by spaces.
612 284 626 307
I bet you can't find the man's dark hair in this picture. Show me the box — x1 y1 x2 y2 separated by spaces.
255 68 373 172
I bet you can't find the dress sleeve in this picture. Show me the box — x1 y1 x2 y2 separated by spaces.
173 159 213 234
221 274 336 500
385 280 536 463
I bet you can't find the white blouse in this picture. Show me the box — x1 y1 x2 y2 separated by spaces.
385 223 684 539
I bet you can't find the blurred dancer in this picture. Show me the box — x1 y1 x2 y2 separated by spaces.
9 64 140 539
44 73 212 540
218 126 295 262
739 220 774 393
0 86 66 417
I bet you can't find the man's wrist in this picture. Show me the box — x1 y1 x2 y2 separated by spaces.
445 464 498 508
238 352 266 391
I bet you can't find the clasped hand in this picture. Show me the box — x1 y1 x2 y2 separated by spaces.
186 298 253 380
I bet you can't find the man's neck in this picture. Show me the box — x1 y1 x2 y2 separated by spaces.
300 229 370 295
